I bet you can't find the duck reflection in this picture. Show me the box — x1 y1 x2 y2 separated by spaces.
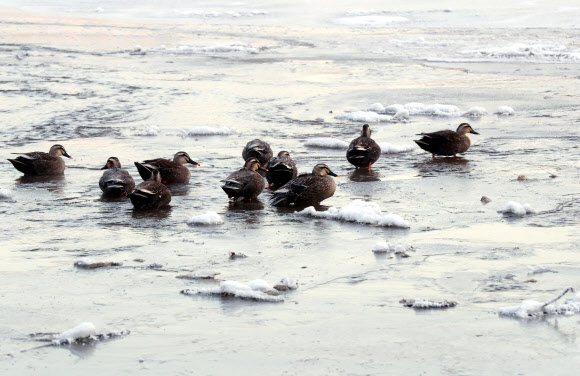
131 206 172 220
348 168 381 182
15 174 66 193
414 157 471 177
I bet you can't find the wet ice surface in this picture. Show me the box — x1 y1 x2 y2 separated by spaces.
1 0 580 375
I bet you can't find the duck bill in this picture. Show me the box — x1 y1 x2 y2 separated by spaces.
188 159 200 166
258 166 268 171
470 130 480 135
327 170 339 177
100 164 108 170
64 152 73 159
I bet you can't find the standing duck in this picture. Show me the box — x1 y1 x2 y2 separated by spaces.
8 144 72 175
415 123 480 158
242 139 273 166
128 170 171 209
346 124 381 170
99 157 135 197
222 158 266 201
134 151 199 184
265 151 298 189
271 164 338 207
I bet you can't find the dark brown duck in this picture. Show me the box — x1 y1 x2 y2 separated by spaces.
134 151 199 184
415 123 480 158
265 151 298 189
271 164 338 207
99 157 135 197
242 139 273 166
128 170 171 209
222 158 266 201
346 124 381 170
8 144 72 175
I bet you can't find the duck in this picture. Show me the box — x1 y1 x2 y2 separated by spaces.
265 151 298 189
99 157 135 197
415 123 480 158
271 164 338 207
7 144 72 175
222 158 266 201
346 124 381 170
134 151 199 184
242 139 273 166
127 170 171 209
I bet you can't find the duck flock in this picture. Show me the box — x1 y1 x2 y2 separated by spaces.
7 122 479 210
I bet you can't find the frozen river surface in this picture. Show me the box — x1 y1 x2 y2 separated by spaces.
0 1 579 375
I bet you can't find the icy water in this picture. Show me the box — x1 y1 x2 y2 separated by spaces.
1 0 580 374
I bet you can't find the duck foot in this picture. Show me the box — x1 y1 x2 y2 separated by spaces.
367 162 371 171
431 154 435 159
453 154 457 158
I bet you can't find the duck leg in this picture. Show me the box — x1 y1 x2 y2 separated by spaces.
367 162 371 171
432 154 435 159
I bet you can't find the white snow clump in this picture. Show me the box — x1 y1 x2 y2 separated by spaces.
498 287 580 319
498 201 535 216
187 211 224 225
379 142 415 154
52 322 130 345
0 188 13 199
187 126 235 136
133 125 159 136
304 138 350 149
181 280 284 302
495 106 515 115
373 242 413 254
298 200 410 228
462 106 487 117
335 111 394 123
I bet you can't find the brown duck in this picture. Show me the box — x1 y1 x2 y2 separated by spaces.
265 151 298 189
134 151 199 184
222 158 266 201
242 139 273 166
8 144 72 175
128 170 171 209
99 157 135 197
271 164 338 207
415 123 480 158
346 124 381 170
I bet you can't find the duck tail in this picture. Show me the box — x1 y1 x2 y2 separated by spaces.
103 180 127 196
134 162 153 180
221 180 245 198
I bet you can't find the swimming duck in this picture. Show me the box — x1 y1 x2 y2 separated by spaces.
134 151 199 184
242 139 273 166
99 157 135 197
415 123 480 158
346 124 381 170
265 151 298 189
271 164 338 207
8 144 72 175
222 158 266 201
127 170 171 209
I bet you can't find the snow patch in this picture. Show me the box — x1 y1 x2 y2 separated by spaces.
499 287 580 319
0 188 13 199
74 259 123 269
527 265 557 275
176 270 221 279
373 242 414 255
187 126 235 136
187 211 224 225
298 200 410 228
133 125 159 136
52 322 130 345
181 280 284 302
274 277 298 291
304 138 349 149
335 15 408 27
462 106 487 117
498 201 535 216
379 142 415 154
335 111 394 123
400 299 457 309
495 106 515 115
367 103 386 112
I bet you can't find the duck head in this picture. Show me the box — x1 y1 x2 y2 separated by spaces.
174 151 200 166
49 144 72 159
457 123 480 135
361 124 372 138
277 151 290 158
312 164 339 177
101 156 121 170
245 158 267 171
